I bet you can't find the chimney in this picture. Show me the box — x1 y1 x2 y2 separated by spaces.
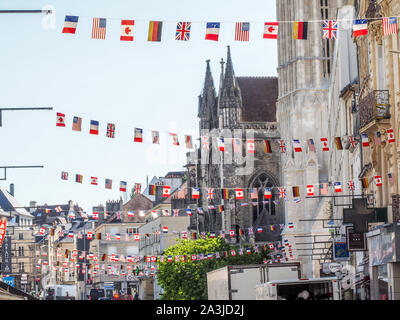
9 184 14 197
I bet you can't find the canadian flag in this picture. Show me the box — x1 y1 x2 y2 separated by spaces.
229 229 235 237
247 140 255 153
387 129 395 143
134 234 140 241
91 177 98 185
235 188 244 199
182 231 188 239
120 20 134 41
374 175 383 186
320 138 329 151
306 185 314 196
263 22 279 39
39 227 46 235
56 112 66 127
162 186 171 197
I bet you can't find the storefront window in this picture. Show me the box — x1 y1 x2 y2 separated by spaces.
377 264 388 300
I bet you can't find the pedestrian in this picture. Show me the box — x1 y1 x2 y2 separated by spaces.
133 289 139 300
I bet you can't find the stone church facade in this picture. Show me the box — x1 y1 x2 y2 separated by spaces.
186 46 282 244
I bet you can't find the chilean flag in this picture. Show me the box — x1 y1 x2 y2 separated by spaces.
353 19 368 37
62 15 79 34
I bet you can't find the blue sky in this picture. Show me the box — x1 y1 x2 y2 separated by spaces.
0 0 277 212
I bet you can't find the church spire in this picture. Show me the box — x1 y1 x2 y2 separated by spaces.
198 59 218 130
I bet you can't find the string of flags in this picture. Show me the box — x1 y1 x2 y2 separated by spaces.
60 169 396 199
61 15 399 42
56 112 194 149
56 112 396 156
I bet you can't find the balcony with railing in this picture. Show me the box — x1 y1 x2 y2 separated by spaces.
358 90 390 133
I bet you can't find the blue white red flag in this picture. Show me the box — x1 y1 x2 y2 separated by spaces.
89 120 99 135
205 22 220 41
353 19 367 37
62 15 79 34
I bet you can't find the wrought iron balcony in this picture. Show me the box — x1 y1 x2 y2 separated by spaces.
358 90 390 129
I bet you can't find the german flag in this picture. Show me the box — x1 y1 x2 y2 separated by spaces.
292 186 300 197
335 137 343 150
222 188 229 199
75 174 83 183
238 228 244 236
191 232 197 240
360 178 369 189
96 232 102 240
101 254 107 261
218 204 224 213
264 140 272 153
293 21 308 40
270 225 275 231
65 249 69 258
50 228 54 236
149 184 157 195
148 21 163 42
44 208 51 213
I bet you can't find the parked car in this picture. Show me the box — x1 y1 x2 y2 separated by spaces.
89 288 105 300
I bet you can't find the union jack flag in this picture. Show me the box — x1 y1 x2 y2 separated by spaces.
278 140 286 153
349 135 356 148
201 136 209 150
207 188 214 199
278 187 286 199
134 183 141 194
347 180 355 191
175 21 191 41
106 123 115 138
322 20 338 39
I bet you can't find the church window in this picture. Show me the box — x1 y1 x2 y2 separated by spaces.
250 173 277 224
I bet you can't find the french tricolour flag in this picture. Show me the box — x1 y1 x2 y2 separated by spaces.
353 19 368 37
205 22 220 41
90 120 99 135
62 15 79 34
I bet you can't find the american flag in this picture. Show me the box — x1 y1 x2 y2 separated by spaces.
105 179 112 189
382 17 398 36
319 183 329 195
175 22 191 41
235 22 250 41
374 131 381 145
388 173 395 185
107 123 115 138
307 139 316 152
233 138 242 153
92 18 107 39
322 20 338 39
249 188 258 199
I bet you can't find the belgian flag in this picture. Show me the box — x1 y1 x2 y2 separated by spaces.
149 184 157 195
264 140 272 154
335 137 343 150
293 21 308 40
148 21 163 42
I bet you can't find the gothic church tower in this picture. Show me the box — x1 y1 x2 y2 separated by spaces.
276 0 345 277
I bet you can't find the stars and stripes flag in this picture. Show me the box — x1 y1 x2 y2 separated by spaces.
89 120 99 135
120 181 127 192
249 188 258 199
151 130 160 144
92 18 107 39
382 17 397 36
205 22 220 41
62 15 79 34
353 19 367 37
263 22 278 39
56 112 66 127
387 129 395 143
388 173 395 185
120 20 134 41
233 138 242 153
374 131 381 145
306 185 314 196
90 176 98 185
55 206 62 213
175 22 191 41
61 171 68 180
319 183 329 195
307 139 316 152
72 116 82 131
374 175 383 186
235 22 250 41
322 20 338 39
106 123 115 138
105 179 112 189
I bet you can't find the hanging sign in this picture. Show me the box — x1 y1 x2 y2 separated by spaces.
0 218 7 247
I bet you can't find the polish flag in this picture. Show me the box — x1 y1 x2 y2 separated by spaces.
120 20 134 41
306 185 314 196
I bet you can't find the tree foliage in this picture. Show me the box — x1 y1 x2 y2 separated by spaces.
156 236 270 300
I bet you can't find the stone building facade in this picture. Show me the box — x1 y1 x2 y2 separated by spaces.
187 46 282 244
